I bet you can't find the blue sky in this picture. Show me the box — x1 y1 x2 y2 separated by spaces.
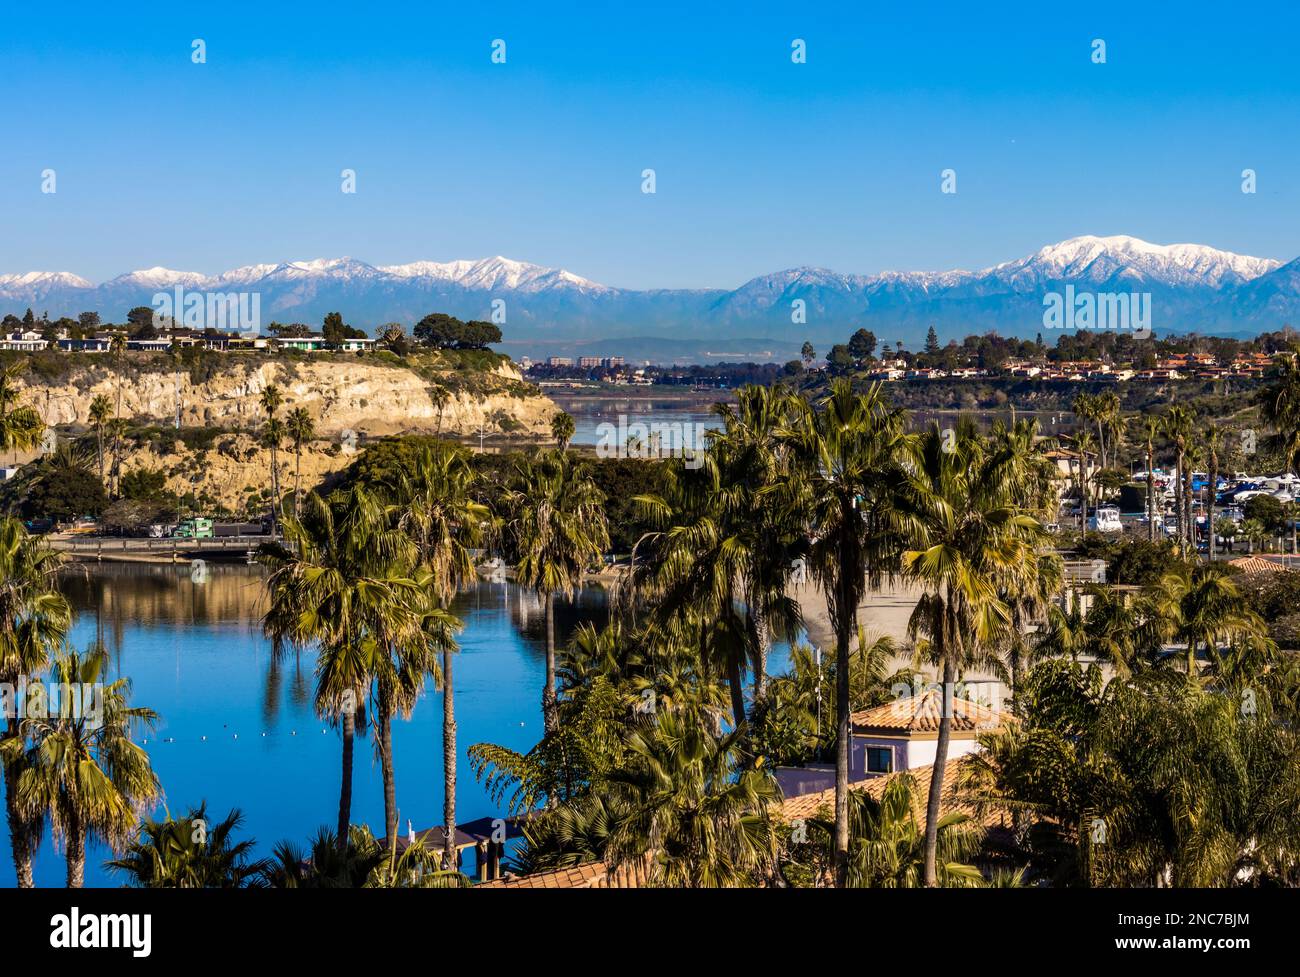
2 1 1297 288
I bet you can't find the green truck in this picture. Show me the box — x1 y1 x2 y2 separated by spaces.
171 518 214 539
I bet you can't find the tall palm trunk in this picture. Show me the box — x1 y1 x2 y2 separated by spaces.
748 609 770 702
379 707 397 845
1208 452 1217 562
922 651 957 887
113 358 124 497
726 647 746 731
337 707 355 850
1184 464 1194 553
542 592 558 736
831 572 853 889
442 645 457 871
269 443 281 534
1078 454 1089 531
95 426 104 486
3 734 34 888
1146 439 1155 543
294 445 303 519
65 809 85 888
1174 449 1185 555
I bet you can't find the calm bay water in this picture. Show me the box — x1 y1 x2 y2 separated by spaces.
552 394 723 449
5 564 792 887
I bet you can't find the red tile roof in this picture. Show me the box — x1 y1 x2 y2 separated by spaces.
477 858 650 889
850 690 1014 733
780 756 1008 830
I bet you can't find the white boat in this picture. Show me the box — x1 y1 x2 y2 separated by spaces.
1088 505 1123 533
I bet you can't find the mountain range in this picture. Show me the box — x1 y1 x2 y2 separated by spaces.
4 236 1299 353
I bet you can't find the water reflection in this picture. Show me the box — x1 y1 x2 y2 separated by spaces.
8 563 613 887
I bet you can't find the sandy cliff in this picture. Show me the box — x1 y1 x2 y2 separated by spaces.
13 354 557 512
18 356 555 439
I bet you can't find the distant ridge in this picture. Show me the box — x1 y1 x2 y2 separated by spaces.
1 236 1293 345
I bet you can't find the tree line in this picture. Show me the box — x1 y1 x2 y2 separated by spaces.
2 370 1299 887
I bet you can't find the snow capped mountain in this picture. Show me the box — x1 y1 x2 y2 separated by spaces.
212 263 280 286
0 236 1294 342
255 257 385 282
105 267 210 289
0 271 93 290
378 256 609 293
980 235 1280 291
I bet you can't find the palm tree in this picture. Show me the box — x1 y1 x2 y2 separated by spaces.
503 451 610 737
802 772 985 887
109 333 126 496
1183 440 1202 554
397 446 486 601
1241 517 1266 554
0 519 70 887
710 385 805 700
605 711 778 887
1074 431 1097 533
1257 349 1300 555
263 825 383 888
1136 416 1161 542
88 394 112 487
985 418 1061 702
260 384 284 533
551 410 576 452
1164 407 1195 556
1149 565 1270 677
429 384 452 436
1034 593 1090 664
105 803 266 887
263 824 471 888
901 422 1044 886
285 406 314 518
394 444 484 869
1096 390 1121 469
1205 425 1223 562
0 360 45 464
261 486 424 847
633 463 755 731
10 644 161 887
971 661 1300 887
778 379 916 887
1072 392 1098 464
634 388 803 730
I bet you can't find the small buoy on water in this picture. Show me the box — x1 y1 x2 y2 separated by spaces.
201 735 206 741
